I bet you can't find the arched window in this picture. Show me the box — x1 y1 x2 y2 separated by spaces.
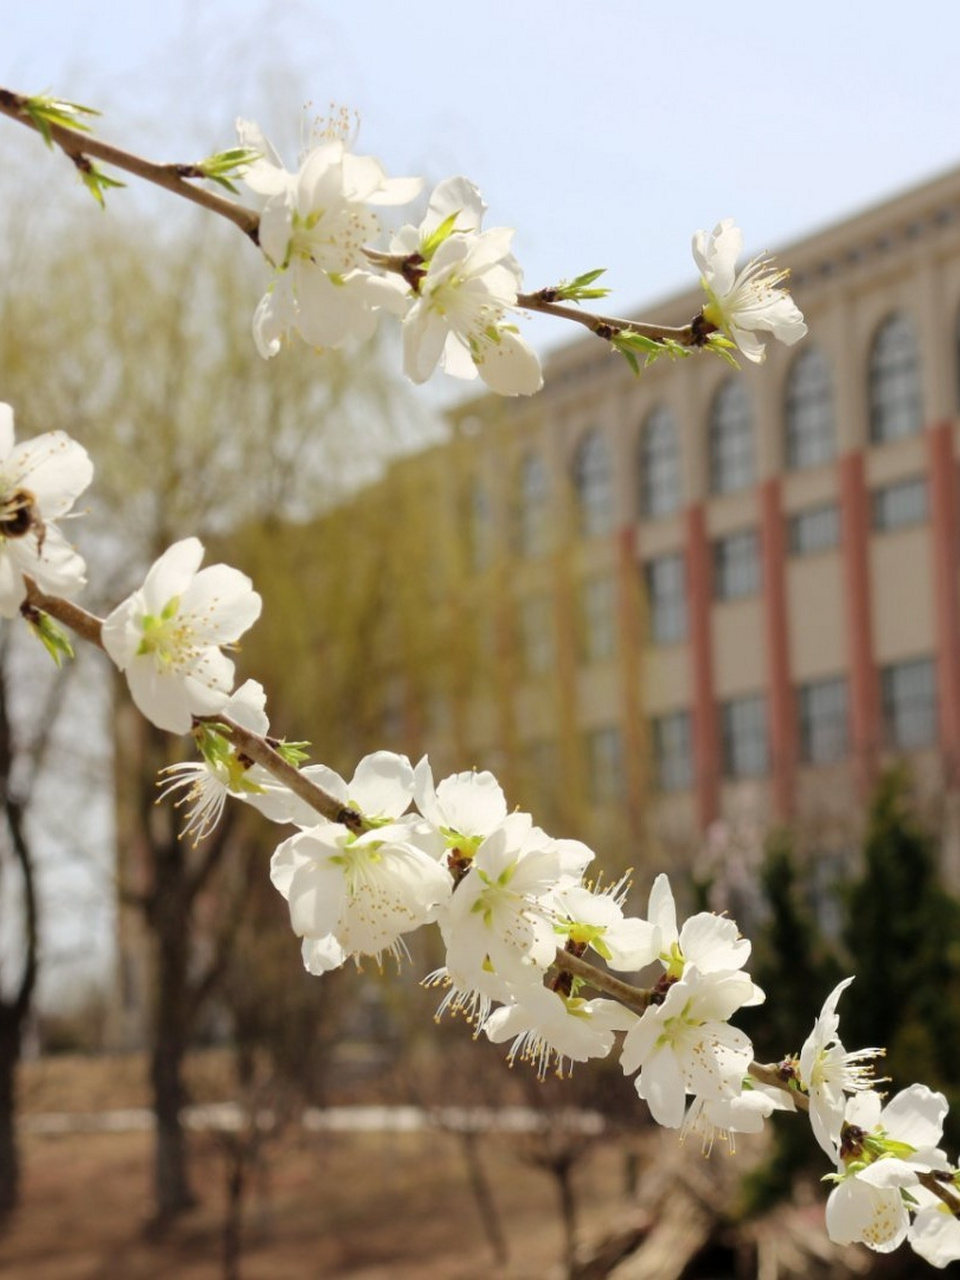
639 405 681 517
869 312 923 444
572 429 614 536
785 347 835 469
516 451 551 557
708 380 754 495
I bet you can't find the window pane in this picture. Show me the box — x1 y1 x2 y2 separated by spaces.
644 553 688 644
653 711 693 791
785 347 835 470
709 380 755 495
721 695 769 778
584 727 625 803
788 504 840 556
517 452 551 557
872 476 929 531
799 676 849 764
518 595 556 676
466 482 492 571
714 530 761 600
573 430 615 536
881 658 937 749
580 576 618 663
639 405 681 518
869 312 923 444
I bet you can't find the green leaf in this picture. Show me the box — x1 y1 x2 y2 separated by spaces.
552 268 611 303
78 162 126 208
26 610 75 668
22 93 99 148
420 211 461 260
705 332 741 369
195 146 262 195
275 739 311 766
610 330 694 377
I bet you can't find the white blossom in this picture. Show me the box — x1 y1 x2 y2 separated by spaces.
485 982 638 1078
909 1200 960 1269
798 977 884 1157
157 679 270 842
619 966 758 1128
548 877 661 972
413 758 509 850
825 1085 950 1254
646 873 763 1002
271 819 450 970
442 812 577 987
238 117 420 355
0 402 93 617
693 219 807 362
681 1079 793 1155
397 185 542 395
101 538 262 734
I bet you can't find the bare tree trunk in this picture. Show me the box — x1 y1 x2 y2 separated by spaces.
148 821 197 1222
0 657 38 1223
0 1015 23 1219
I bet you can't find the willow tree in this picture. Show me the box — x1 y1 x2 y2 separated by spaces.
0 160 430 1218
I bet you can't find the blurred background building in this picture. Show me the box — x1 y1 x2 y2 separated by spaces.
302 162 960 886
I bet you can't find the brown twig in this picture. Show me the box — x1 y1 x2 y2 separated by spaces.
551 948 653 1013
0 87 260 243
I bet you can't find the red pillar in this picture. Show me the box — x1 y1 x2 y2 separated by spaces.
838 451 879 796
759 478 795 820
927 422 960 784
617 525 645 835
685 503 720 829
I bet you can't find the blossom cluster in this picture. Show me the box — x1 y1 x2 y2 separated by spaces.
156 708 960 1265
5 392 960 1264
234 119 806 393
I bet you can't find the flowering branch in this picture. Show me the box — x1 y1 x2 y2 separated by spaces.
20 579 360 831
1 89 806 392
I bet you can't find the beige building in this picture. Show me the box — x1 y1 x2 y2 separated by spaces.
366 163 960 877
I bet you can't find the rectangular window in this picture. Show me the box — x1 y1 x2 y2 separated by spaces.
584 727 625 804
881 657 937 749
519 595 556 676
644 553 687 644
714 530 761 601
579 576 617 663
721 694 769 778
872 476 929 531
788 503 840 556
653 711 693 792
798 676 849 764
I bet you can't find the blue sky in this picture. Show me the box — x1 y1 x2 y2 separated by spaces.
4 0 960 354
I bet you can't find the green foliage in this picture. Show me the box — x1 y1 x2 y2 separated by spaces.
551 268 610 302
194 147 262 195
24 608 75 667
745 828 843 1064
739 829 844 1214
843 766 960 1142
19 93 99 147
611 330 692 375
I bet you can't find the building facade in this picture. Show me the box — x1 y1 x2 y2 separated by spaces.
371 165 960 876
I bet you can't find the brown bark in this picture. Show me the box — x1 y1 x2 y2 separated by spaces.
0 656 39 1221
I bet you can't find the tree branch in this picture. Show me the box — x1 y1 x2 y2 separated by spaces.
551 949 653 1013
0 87 260 243
19 583 363 831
